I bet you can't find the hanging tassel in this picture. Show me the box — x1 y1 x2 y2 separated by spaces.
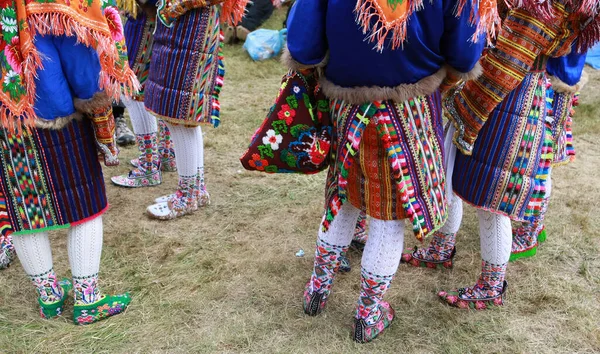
354 0 425 52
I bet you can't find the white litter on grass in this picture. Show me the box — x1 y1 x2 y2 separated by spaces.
295 249 305 257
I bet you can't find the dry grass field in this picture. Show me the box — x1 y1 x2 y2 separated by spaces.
0 10 599 353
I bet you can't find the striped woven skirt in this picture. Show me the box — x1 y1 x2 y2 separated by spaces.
0 119 108 235
323 93 447 241
453 71 550 222
144 7 224 127
124 13 155 101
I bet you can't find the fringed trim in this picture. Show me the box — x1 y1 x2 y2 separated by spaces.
27 10 140 100
0 34 44 134
211 31 225 128
457 0 501 44
354 0 425 52
35 111 83 130
576 13 600 52
281 47 328 71
319 68 445 105
74 92 113 114
507 0 555 20
220 0 249 26
548 71 589 93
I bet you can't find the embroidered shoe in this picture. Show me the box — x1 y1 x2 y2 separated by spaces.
73 293 131 325
146 199 198 220
438 280 508 310
401 246 456 269
39 279 73 319
509 226 546 262
352 302 395 343
111 169 162 188
303 282 329 316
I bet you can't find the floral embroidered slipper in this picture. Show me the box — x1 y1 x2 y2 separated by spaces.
438 281 508 310
401 246 455 269
352 301 395 343
146 201 198 221
73 293 131 325
509 226 546 262
303 282 329 316
39 278 73 319
111 170 162 188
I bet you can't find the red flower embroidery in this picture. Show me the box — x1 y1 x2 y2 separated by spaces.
277 104 296 125
248 153 268 171
6 37 23 74
308 138 330 166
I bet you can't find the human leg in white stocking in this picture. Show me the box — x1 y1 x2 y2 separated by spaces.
304 203 361 315
439 210 510 309
68 217 103 305
111 99 161 187
12 232 70 318
147 123 202 220
402 192 462 268
68 217 131 325
353 218 403 343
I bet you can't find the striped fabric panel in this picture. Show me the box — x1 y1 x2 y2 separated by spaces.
124 14 156 100
323 95 446 241
449 5 570 152
145 7 222 126
34 119 108 227
453 72 547 221
0 125 57 231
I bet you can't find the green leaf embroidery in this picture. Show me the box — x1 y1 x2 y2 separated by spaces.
272 120 288 134
258 144 274 159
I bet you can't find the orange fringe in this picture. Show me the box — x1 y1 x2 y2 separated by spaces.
457 0 501 44
1 10 139 135
354 0 425 52
218 0 249 26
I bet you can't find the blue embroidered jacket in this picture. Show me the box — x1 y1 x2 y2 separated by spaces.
286 0 484 100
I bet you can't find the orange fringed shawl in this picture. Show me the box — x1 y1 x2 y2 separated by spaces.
0 0 138 133
355 0 501 52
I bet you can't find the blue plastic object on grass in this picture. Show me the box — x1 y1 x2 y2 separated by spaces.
585 43 600 69
243 29 287 61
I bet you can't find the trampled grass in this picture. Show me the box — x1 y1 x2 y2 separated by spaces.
0 10 599 353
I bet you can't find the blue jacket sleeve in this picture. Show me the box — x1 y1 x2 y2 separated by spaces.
440 0 484 74
547 50 588 86
286 0 328 66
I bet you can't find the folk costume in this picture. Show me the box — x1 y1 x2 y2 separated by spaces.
404 0 600 310
288 0 492 342
137 0 247 220
0 0 137 323
510 51 587 261
111 5 179 189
